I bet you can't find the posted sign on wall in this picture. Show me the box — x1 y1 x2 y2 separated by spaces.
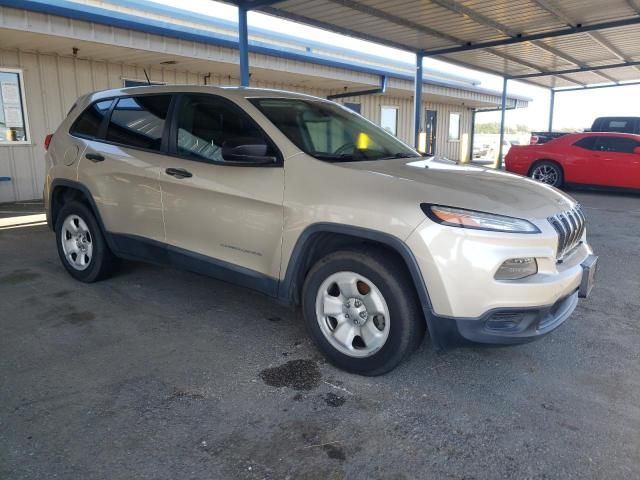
1 81 24 128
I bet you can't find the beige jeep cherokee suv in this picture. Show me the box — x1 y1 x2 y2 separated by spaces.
44 86 597 375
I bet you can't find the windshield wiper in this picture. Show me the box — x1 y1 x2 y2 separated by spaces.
313 153 355 162
376 152 420 160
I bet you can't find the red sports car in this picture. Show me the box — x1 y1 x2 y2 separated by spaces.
504 132 640 189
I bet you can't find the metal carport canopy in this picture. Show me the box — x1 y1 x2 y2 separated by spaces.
224 0 640 160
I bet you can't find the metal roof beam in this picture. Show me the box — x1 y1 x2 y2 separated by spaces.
424 16 640 55
428 0 516 36
325 0 584 85
324 0 460 44
237 0 285 8
554 80 640 92
510 60 640 79
527 42 620 84
487 49 585 86
430 0 614 84
531 0 640 75
260 0 581 87
258 6 418 52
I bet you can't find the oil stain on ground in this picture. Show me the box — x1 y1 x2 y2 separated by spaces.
52 290 72 298
168 387 205 401
259 359 321 391
64 311 95 324
323 443 346 461
323 392 346 407
0 269 40 285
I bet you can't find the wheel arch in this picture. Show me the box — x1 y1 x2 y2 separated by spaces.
49 179 115 251
279 223 444 348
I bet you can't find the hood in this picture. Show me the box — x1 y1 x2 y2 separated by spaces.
338 157 576 219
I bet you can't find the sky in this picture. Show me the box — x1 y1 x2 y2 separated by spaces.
150 0 640 131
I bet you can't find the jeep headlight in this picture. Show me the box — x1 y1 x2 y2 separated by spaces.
422 204 540 234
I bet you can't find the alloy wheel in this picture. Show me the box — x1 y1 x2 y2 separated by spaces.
532 165 559 185
61 214 93 271
315 271 390 358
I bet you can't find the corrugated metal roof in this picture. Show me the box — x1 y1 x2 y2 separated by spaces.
233 0 640 90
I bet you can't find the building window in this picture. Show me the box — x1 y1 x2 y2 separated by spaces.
0 69 29 144
344 102 361 114
448 112 461 141
380 106 398 136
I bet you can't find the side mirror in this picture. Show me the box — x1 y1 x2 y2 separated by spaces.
634 147 640 155
222 143 277 165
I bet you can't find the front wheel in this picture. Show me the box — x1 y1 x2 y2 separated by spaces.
530 161 563 187
302 248 425 376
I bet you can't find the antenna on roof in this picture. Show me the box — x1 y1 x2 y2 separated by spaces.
143 68 151 85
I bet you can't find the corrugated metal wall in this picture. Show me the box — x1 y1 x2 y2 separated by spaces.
0 50 472 203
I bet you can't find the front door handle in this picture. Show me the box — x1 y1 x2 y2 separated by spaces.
85 153 105 162
165 167 193 179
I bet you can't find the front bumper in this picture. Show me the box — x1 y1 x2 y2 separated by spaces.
430 290 579 347
405 217 594 348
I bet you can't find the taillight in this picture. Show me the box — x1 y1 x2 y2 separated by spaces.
44 134 53 150
530 135 539 145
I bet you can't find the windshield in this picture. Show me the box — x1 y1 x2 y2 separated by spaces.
248 98 419 162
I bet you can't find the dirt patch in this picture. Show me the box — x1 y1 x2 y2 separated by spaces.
0 269 40 285
259 359 321 391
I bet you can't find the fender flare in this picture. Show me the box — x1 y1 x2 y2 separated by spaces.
48 179 119 253
278 223 447 349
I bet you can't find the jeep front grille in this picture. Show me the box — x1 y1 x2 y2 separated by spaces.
548 205 585 260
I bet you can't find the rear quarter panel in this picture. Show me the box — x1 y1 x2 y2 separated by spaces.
504 145 537 175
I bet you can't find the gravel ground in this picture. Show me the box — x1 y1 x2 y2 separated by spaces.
1 190 639 479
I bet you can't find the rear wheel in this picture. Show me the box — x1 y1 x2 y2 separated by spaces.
302 248 425 376
55 201 117 282
530 161 563 187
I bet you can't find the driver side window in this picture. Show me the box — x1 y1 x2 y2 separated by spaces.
175 94 276 163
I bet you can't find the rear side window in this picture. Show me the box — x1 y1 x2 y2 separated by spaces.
573 137 597 150
594 137 639 153
70 100 113 139
105 95 171 151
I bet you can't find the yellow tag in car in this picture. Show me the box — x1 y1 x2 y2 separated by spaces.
356 132 369 150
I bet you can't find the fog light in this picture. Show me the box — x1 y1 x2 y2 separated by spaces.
495 257 537 280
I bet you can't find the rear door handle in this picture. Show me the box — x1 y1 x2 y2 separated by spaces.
85 153 105 162
165 167 193 179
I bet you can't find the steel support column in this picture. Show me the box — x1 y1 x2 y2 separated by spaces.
413 51 424 149
238 5 250 86
548 89 555 132
497 77 508 169
468 109 476 163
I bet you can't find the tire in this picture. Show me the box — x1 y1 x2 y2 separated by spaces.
530 161 563 187
302 247 425 376
55 200 117 282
